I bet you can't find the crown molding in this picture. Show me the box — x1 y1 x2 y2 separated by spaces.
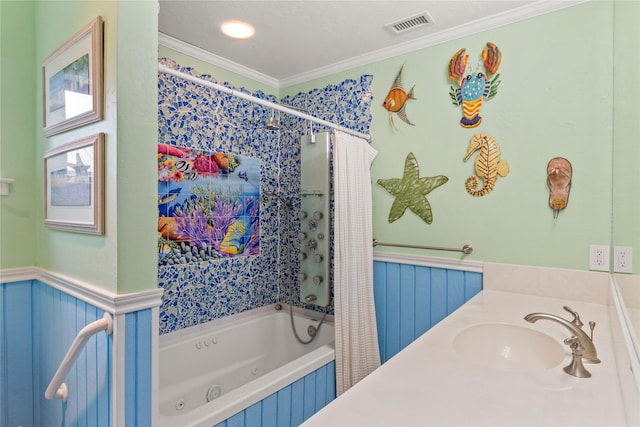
280 0 588 87
159 1 587 89
0 266 163 315
373 251 483 273
158 33 280 89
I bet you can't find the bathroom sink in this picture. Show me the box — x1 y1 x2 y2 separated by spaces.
453 323 566 373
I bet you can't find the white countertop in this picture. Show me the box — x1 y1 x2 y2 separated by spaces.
302 290 626 426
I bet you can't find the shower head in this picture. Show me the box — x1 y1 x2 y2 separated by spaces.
266 111 280 131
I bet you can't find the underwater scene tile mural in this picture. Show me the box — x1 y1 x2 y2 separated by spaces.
157 58 372 334
158 144 260 264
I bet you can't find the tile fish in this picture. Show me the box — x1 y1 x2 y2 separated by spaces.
193 154 220 174
158 216 189 241
158 143 191 158
158 188 181 205
238 170 248 181
220 219 253 255
382 65 415 130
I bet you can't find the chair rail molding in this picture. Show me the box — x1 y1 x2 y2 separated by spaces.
0 266 163 314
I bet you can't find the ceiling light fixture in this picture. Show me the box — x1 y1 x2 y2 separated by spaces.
220 20 255 39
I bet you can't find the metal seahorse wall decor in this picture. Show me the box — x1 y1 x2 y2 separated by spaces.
463 133 509 197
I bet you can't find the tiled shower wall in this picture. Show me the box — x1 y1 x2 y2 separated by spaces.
157 59 373 334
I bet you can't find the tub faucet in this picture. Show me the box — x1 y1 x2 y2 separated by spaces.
304 294 317 303
524 306 600 365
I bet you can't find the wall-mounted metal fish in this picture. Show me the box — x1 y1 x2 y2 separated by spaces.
382 65 416 130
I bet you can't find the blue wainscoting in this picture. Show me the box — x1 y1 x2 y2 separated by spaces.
373 260 482 363
214 361 336 427
32 280 112 427
125 309 153 427
0 280 34 427
1 278 113 426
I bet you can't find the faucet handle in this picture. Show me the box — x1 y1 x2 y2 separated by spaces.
564 335 581 351
563 336 592 378
563 306 584 329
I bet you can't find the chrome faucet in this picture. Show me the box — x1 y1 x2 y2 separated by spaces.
524 306 600 365
304 294 317 303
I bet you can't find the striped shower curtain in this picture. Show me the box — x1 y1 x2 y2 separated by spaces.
332 130 380 395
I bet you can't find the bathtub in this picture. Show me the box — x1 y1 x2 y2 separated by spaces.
157 304 335 427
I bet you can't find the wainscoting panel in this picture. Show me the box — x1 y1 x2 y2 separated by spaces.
373 261 482 363
0 280 34 427
125 309 154 427
214 361 336 427
32 280 112 427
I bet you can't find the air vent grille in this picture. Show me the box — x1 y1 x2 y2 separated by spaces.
386 12 434 34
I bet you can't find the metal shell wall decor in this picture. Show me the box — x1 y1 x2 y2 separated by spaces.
448 42 502 128
463 133 509 197
547 157 573 218
377 152 448 224
382 65 416 130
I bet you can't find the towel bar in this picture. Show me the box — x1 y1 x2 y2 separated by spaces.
372 239 473 255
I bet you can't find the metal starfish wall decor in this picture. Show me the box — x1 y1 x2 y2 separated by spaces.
377 152 448 224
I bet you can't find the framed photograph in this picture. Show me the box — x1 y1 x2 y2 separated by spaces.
42 16 103 137
44 133 105 234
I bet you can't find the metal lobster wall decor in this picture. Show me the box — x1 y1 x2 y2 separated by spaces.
448 42 502 128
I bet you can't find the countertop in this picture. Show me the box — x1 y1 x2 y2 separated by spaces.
302 290 626 426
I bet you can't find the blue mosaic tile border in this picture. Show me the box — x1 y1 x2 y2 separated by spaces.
158 58 373 334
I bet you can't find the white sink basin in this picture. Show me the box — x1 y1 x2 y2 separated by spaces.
453 323 566 373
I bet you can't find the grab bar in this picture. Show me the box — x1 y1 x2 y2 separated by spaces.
45 313 113 402
372 239 473 255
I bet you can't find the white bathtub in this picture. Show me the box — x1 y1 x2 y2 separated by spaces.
157 304 335 427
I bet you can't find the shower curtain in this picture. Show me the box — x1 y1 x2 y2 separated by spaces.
332 130 380 395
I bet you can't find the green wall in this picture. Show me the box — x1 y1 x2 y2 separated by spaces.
285 1 615 271
612 0 640 272
34 2 119 292
0 1 158 294
0 1 36 269
1 1 636 295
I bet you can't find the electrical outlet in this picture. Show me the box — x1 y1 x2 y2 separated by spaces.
589 244 610 271
614 246 633 273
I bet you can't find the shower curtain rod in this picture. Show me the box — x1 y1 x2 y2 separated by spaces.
158 64 371 140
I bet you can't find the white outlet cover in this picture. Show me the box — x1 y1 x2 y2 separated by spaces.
589 244 610 271
614 246 633 273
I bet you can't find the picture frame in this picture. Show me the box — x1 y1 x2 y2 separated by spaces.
42 16 103 137
44 133 105 235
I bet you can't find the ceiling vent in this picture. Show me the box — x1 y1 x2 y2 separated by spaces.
386 12 434 34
